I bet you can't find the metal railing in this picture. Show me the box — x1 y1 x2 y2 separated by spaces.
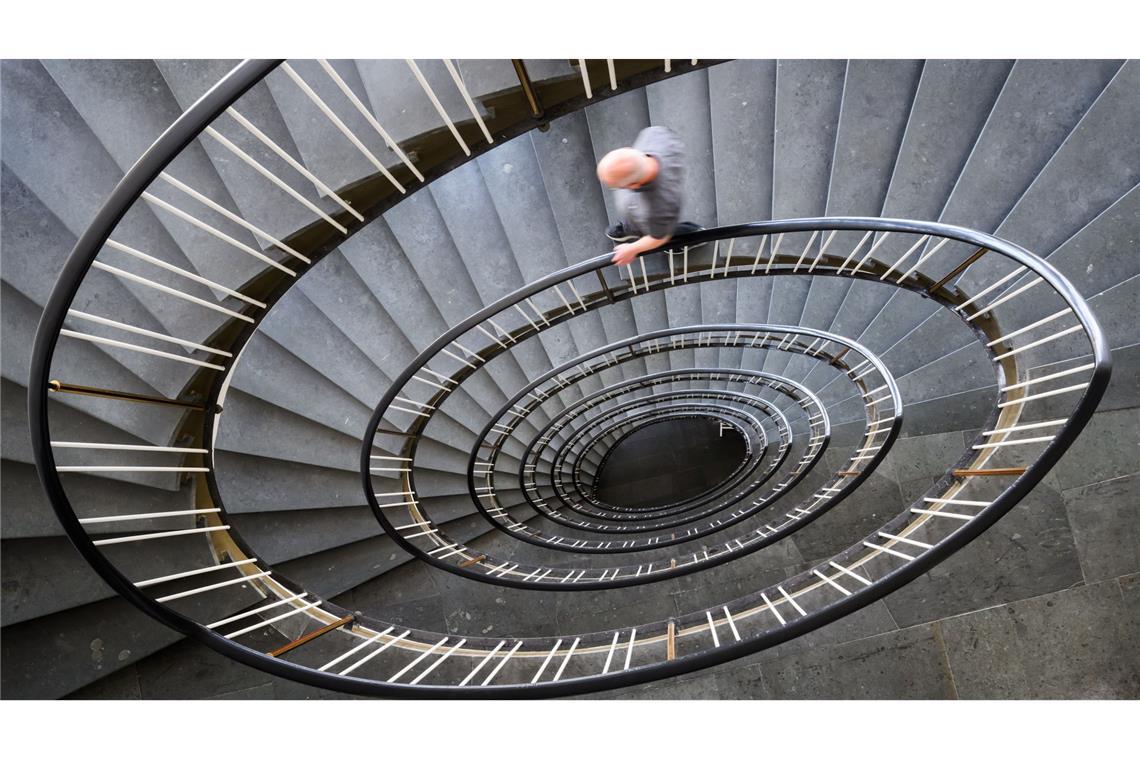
28 58 1110 698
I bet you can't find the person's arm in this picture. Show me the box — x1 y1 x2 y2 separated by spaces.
612 233 671 266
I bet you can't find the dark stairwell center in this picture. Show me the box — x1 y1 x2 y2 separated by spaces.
593 418 748 509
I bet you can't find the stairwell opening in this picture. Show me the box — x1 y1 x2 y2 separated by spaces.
591 417 748 510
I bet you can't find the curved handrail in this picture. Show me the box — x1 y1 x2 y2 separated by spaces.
27 56 1110 698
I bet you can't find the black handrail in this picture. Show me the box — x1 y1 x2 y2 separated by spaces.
365 318 899 588
26 53 1110 698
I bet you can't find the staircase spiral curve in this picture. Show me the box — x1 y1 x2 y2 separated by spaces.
13 57 1125 698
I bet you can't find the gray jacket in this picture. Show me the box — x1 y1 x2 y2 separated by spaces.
614 126 685 238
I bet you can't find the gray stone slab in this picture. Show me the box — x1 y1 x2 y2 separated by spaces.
959 61 1140 295
884 430 966 504
1063 473 1140 583
335 223 518 428
927 59 1124 280
555 593 680 639
46 59 283 280
755 623 956 699
772 60 845 220
262 59 401 193
2 379 183 491
454 59 518 98
941 577 1140 698
826 59 922 217
893 338 998 405
162 65 332 241
1027 272 1140 373
883 477 1084 628
229 505 383 565
432 568 562 639
870 305 967 381
788 58 912 360
1037 183 1140 301
764 59 844 355
356 59 475 147
213 388 361 471
708 60 776 228
0 459 193 540
427 159 563 379
1 166 211 398
213 450 363 513
1049 407 1140 492
790 469 904 562
825 61 1012 344
1 61 264 305
0 596 182 699
383 186 552 405
474 133 594 370
0 284 188 449
66 663 142 699
881 58 1014 232
228 331 373 438
951 187 1140 377
708 60 777 368
1096 342 1140 413
893 383 997 438
2 530 224 626
133 635 275 699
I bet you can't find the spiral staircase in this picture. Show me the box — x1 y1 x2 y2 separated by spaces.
2 58 1138 699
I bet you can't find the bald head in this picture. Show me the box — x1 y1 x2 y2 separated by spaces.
597 148 653 188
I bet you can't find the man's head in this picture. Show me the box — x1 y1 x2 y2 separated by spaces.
597 148 655 189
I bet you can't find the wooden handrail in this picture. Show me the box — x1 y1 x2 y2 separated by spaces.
953 467 1026 477
267 614 355 658
928 247 987 294
49 380 205 411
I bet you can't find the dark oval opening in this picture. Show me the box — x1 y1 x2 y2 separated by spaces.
592 417 748 510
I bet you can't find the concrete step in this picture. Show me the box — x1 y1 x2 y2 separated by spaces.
823 60 1013 360
227 331 375 439
794 60 922 374
1 61 267 313
213 388 362 472
45 60 284 296
957 60 1140 296
2 529 223 626
426 160 564 388
708 60 777 369
925 59 1123 280
455 59 575 100
761 60 845 378
1 283 190 446
1 162 220 399
263 59 406 195
157 60 342 242
336 220 519 420
0 459 195 540
355 59 484 148
381 184 556 426
850 59 1128 373
470 136 597 391
2 379 185 491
